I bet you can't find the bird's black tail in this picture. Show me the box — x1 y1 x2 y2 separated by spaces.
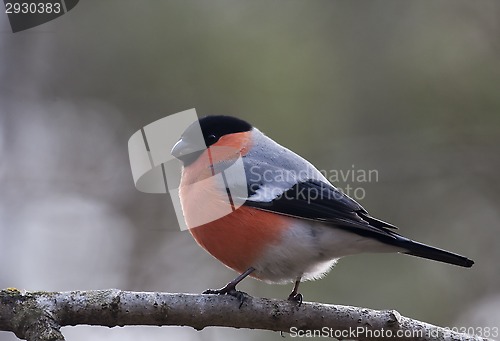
400 239 474 267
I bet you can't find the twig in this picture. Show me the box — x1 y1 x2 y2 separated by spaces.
0 288 489 341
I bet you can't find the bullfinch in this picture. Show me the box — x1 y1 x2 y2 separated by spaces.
171 115 474 304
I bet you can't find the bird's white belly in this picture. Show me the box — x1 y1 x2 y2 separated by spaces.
251 220 398 284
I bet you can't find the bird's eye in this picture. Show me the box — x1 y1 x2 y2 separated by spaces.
206 134 218 145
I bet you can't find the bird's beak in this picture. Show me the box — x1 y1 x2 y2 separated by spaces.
171 138 206 165
171 139 189 159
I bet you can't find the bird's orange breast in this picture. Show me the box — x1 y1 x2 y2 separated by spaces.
178 130 288 274
189 206 288 274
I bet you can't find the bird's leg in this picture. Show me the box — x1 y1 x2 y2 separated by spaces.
287 277 303 305
203 267 255 307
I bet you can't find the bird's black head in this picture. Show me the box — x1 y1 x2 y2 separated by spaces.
197 115 253 148
171 115 252 165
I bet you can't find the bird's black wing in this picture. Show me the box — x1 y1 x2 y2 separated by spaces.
244 179 399 241
243 179 474 267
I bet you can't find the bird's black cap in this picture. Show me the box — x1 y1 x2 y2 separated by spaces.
197 115 252 147
172 115 252 165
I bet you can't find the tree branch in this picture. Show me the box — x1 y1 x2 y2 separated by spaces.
0 288 489 341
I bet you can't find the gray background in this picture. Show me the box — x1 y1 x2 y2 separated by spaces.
1 1 499 340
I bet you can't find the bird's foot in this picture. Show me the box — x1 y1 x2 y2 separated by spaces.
203 285 249 308
287 292 303 306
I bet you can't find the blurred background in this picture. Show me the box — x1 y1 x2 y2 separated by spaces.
1 1 499 340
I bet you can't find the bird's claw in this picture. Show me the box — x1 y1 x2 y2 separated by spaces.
287 292 303 306
203 287 249 308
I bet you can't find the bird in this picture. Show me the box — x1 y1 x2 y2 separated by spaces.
171 115 474 304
